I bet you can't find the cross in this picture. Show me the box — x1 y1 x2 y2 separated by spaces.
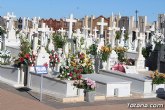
141 19 144 32
58 28 66 37
108 22 120 47
82 26 90 38
32 17 38 29
66 14 77 39
93 27 98 38
3 12 16 30
135 10 139 28
38 23 50 46
97 18 108 35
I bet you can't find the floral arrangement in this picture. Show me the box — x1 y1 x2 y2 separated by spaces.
83 78 96 91
49 50 60 69
100 45 112 62
74 78 96 91
58 52 94 80
15 52 36 67
14 36 36 67
0 50 11 65
58 66 83 80
114 46 127 62
111 63 125 73
150 70 165 84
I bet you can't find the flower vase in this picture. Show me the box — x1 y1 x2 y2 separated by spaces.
55 64 60 72
84 90 95 102
102 61 107 70
77 88 84 96
152 84 165 93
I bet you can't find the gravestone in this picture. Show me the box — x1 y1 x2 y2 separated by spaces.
120 27 126 47
48 28 55 51
93 27 98 39
97 18 107 50
65 14 77 55
108 22 120 48
36 23 49 68
135 33 145 70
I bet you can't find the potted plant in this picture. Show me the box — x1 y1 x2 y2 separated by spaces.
100 45 112 69
114 46 127 62
150 70 165 93
83 78 96 102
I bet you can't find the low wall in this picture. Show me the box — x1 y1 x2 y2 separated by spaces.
100 70 152 94
29 72 78 97
0 65 20 86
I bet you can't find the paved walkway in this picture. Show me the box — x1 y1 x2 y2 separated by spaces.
0 82 165 110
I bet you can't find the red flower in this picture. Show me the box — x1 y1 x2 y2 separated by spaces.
57 58 60 62
43 62 48 67
19 57 24 63
69 73 73 76
25 54 30 59
78 74 82 79
49 55 53 59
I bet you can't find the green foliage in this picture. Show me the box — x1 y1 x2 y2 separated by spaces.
142 44 152 59
115 31 121 40
19 36 31 57
52 34 65 49
80 37 84 45
87 44 98 56
124 31 129 41
0 27 6 35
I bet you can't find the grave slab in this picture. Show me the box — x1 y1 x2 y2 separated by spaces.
83 74 131 97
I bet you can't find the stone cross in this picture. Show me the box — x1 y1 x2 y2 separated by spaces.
3 12 16 30
66 14 77 39
120 27 126 46
58 28 66 37
136 33 145 69
32 17 38 30
38 23 50 47
93 27 98 39
108 22 120 48
97 18 108 35
48 28 55 51
82 26 90 39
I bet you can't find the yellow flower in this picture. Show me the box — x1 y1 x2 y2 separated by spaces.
150 73 155 79
154 70 159 76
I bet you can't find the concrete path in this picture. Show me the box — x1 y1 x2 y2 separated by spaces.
0 82 165 110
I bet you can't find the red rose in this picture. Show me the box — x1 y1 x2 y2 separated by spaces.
69 73 73 76
19 57 24 63
25 54 30 59
78 74 82 79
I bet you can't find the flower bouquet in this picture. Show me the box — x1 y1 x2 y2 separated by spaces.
100 45 112 62
150 70 165 84
49 50 60 69
114 46 127 62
